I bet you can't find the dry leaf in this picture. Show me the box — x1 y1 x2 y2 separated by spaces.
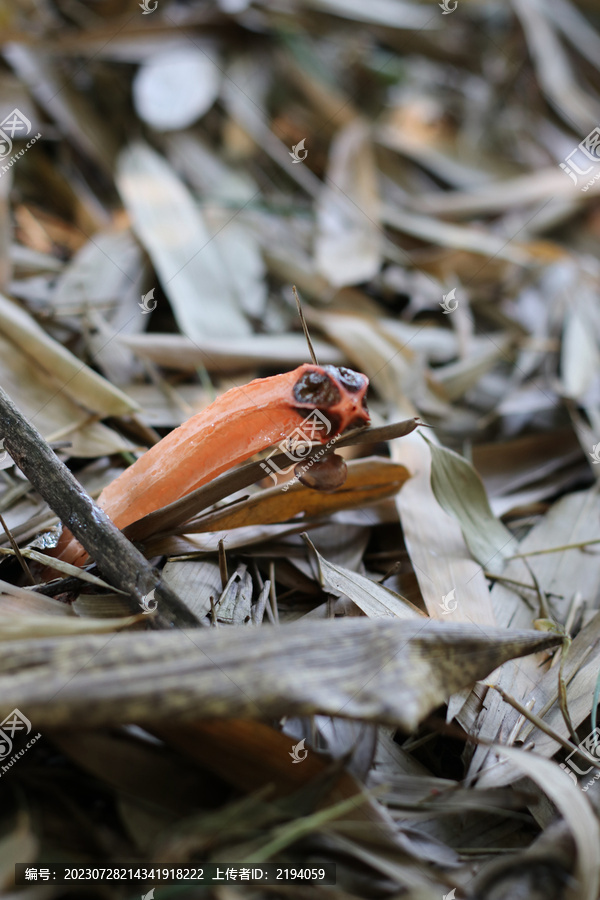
424 436 518 572
304 534 424 620
187 458 410 532
0 293 137 416
116 143 251 341
495 746 600 900
316 119 382 287
0 620 560 732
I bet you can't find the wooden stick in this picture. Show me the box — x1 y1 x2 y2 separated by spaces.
0 385 199 629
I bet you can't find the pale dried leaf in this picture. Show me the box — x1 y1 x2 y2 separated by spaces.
304 535 424 620
316 119 382 287
0 293 138 416
424 435 518 571
496 746 600 900
116 143 251 341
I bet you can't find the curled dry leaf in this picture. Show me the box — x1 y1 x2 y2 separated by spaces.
303 534 423 620
184 457 410 533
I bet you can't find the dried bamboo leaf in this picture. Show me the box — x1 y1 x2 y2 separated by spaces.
161 559 222 621
0 334 136 457
0 614 140 641
116 143 251 341
304 535 424 620
0 619 560 732
187 458 410 533
391 432 497 629
303 0 435 28
512 610 600 760
424 435 518 572
53 229 143 312
0 293 138 416
119 332 345 372
0 585 71 617
561 307 599 399
547 0 600 72
512 0 600 130
413 168 593 217
467 488 600 785
0 547 124 592
432 334 512 402
316 119 382 287
381 205 530 265
496 746 600 900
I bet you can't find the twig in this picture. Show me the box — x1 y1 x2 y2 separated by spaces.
292 285 319 366
218 538 228 591
0 385 199 629
0 511 35 584
557 636 580 745
486 682 600 769
508 538 600 558
522 557 551 620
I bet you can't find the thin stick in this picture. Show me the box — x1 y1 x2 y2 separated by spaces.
486 682 600 768
508 538 600 559
522 557 551 620
0 385 199 629
557 637 580 745
218 538 228 592
0 511 35 585
268 561 279 623
292 285 319 366
484 571 562 598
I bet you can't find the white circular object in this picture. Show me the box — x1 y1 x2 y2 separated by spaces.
133 47 221 131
